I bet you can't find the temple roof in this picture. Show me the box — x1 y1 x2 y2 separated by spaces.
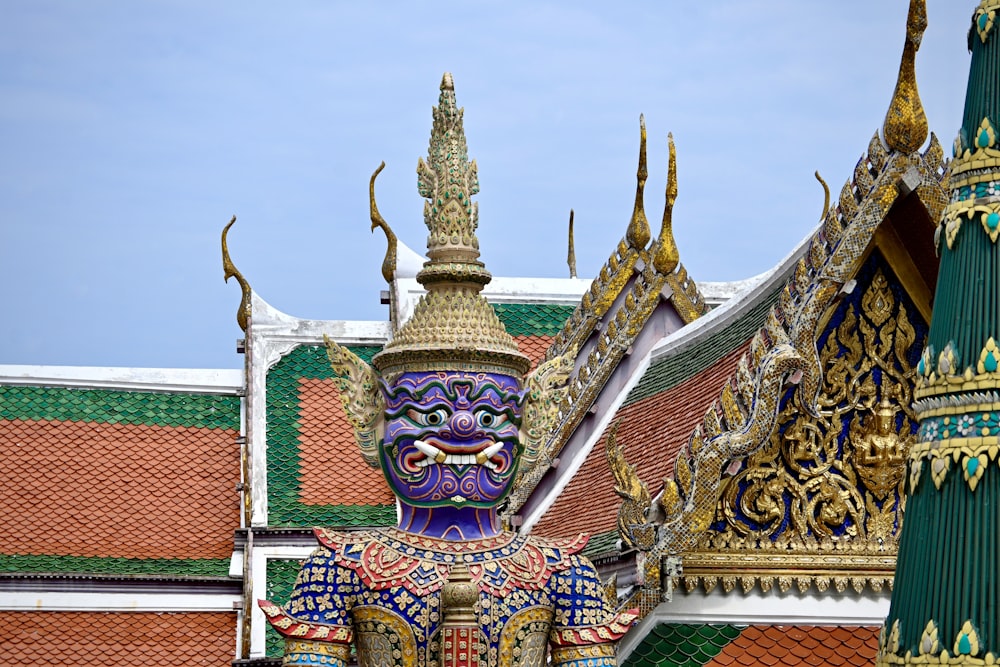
0 372 241 578
623 624 880 667
0 611 237 665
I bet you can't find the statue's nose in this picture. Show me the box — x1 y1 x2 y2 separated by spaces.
449 410 476 438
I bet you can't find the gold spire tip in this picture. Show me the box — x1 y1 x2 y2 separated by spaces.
666 132 678 208
567 209 577 279
369 161 397 285
626 115 651 250
883 0 928 153
653 131 680 275
221 215 252 332
441 72 454 91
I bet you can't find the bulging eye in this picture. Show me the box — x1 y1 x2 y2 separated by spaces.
475 411 507 429
407 408 449 427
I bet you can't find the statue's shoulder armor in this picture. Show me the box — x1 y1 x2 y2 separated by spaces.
314 528 592 598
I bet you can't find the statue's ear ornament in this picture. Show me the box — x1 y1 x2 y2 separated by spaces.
520 348 577 466
323 335 385 468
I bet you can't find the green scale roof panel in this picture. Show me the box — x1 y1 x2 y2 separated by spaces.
266 344 395 528
624 623 745 667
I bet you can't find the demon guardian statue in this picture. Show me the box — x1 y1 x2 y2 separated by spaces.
259 74 637 667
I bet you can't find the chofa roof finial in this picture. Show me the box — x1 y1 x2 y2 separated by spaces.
626 115 652 250
883 0 929 153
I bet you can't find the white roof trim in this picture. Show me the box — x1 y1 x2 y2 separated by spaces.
0 365 243 394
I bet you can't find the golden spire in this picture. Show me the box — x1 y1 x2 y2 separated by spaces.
567 209 577 278
221 215 252 332
369 161 398 285
626 115 651 250
652 133 679 274
883 0 928 153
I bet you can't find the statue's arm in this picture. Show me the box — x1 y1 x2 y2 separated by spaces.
548 555 639 667
258 547 353 666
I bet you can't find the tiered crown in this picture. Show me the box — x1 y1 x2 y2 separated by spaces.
371 74 531 379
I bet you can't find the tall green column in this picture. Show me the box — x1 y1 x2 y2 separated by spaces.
878 2 1000 664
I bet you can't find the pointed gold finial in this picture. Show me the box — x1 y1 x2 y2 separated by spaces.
369 161 397 285
626 115 651 250
222 215 252 332
567 209 577 278
814 171 830 220
883 0 928 153
653 133 679 274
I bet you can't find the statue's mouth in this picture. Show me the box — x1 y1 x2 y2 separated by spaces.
411 438 504 471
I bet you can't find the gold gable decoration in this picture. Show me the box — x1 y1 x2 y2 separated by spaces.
612 107 948 617
682 266 921 596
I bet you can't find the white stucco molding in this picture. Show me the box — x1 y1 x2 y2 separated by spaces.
0 590 241 612
245 292 390 527
0 365 243 394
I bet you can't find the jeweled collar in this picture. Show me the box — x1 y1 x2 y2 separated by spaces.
314 527 588 597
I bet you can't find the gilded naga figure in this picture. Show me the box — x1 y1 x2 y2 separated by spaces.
260 73 637 667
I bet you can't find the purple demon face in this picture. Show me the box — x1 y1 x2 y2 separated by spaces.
380 371 525 508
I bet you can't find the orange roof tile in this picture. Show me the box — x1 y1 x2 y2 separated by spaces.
532 345 747 540
295 378 395 506
514 335 553 369
0 611 236 665
0 419 239 560
706 625 880 667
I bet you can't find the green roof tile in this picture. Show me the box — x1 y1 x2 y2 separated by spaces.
0 554 230 578
265 558 303 657
0 385 239 430
582 530 619 559
623 623 745 667
266 344 395 527
491 303 575 337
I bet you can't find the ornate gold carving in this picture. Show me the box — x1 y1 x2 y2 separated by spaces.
520 351 575 468
683 267 919 594
353 606 418 667
369 161 398 285
285 639 350 664
221 215 252 332
499 607 552 667
550 644 615 664
815 171 831 222
876 618 994 665
975 1 1000 43
508 125 707 516
323 335 384 467
855 399 909 500
606 421 653 551
417 72 481 263
883 0 928 154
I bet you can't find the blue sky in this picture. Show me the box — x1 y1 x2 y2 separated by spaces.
0 1 973 369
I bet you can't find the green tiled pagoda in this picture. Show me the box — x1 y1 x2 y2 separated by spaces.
880 2 1000 663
